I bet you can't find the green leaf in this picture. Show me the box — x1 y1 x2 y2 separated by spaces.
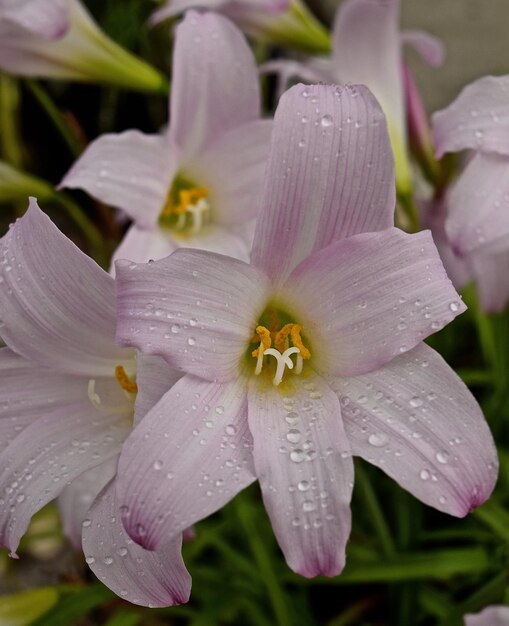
29 584 114 626
0 587 58 626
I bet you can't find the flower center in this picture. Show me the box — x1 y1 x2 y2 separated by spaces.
160 176 210 235
87 365 138 415
251 318 311 386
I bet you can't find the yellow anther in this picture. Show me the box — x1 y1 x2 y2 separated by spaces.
274 323 293 353
290 324 311 360
114 365 138 394
251 325 272 357
161 186 209 218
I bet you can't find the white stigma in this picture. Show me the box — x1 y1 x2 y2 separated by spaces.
186 198 210 234
259 346 301 386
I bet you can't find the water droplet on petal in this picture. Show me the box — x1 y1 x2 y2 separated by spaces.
320 114 333 127
368 433 388 447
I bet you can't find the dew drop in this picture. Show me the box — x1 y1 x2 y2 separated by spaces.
420 469 430 481
320 114 333 127
409 396 423 408
368 433 388 447
286 429 301 444
435 451 449 464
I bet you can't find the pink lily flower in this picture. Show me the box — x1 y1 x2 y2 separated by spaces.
0 199 190 607
114 84 498 577
432 75 509 312
262 0 444 196
61 11 272 266
150 0 330 54
464 606 509 626
0 0 166 92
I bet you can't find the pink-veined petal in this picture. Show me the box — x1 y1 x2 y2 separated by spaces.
60 131 173 230
133 353 182 426
445 152 509 257
169 11 260 160
260 59 333 99
115 249 271 382
470 249 509 314
464 606 509 626
1 0 69 39
332 0 404 145
251 83 395 286
82 481 191 607
0 394 129 554
280 228 465 377
433 75 509 158
327 343 498 517
116 374 255 550
401 30 445 67
0 347 86 452
0 199 130 376
247 372 353 577
187 119 273 226
58 458 117 549
149 0 228 25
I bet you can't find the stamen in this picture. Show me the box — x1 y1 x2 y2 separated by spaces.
87 379 101 408
251 322 311 383
115 365 138 394
290 324 311 360
161 186 210 233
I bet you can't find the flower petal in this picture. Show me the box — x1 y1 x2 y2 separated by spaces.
133 353 182 426
115 249 271 382
58 458 117 549
0 394 129 554
445 152 509 256
281 228 465 377
82 481 191 607
169 11 260 160
149 0 227 25
116 374 254 550
465 606 509 626
1 0 69 39
0 347 87 452
250 83 395 286
0 199 129 376
327 343 498 517
331 0 406 157
187 119 273 226
247 372 353 577
60 131 172 230
470 249 509 314
111 226 178 272
401 30 445 67
432 75 509 158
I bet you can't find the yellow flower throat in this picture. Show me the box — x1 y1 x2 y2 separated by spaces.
251 315 311 386
160 182 210 234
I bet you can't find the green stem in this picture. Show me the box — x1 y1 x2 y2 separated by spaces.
235 493 292 626
0 74 23 167
25 80 82 158
398 191 420 233
355 463 396 557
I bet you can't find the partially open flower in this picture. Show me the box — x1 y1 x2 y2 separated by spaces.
150 0 330 53
0 0 167 92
